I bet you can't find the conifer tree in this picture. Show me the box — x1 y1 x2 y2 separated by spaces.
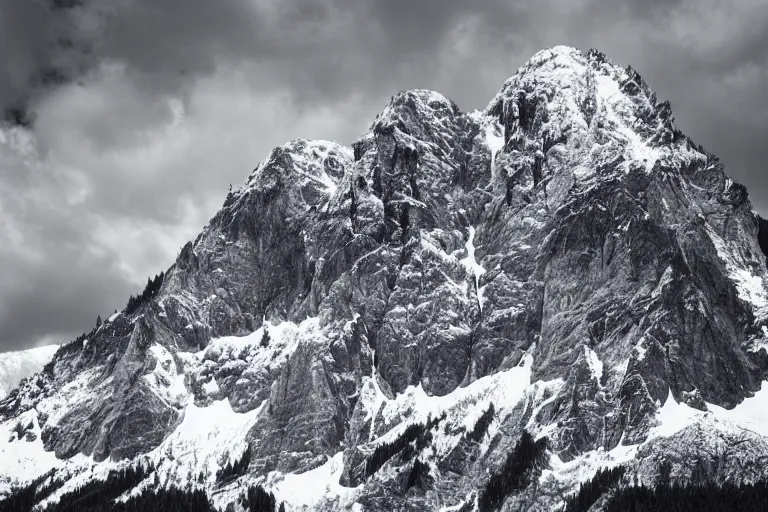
260 329 270 348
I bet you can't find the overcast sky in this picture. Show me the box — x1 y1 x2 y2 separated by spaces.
0 0 767 351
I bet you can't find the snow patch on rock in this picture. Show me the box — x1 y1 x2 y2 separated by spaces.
0 410 63 495
368 354 534 462
706 225 768 319
266 452 360 510
584 347 604 382
461 226 486 313
708 382 768 437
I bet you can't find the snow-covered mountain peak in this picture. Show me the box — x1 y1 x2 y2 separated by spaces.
2 46 768 512
376 88 457 119
0 345 58 399
361 88 462 151
479 45 713 195
488 46 629 112
245 138 352 197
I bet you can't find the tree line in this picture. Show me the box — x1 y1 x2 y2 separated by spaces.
565 465 626 512
466 403 495 444
406 459 432 491
43 463 154 512
563 461 768 512
0 470 64 512
478 431 549 512
125 271 165 315
0 462 285 512
217 445 252 484
365 414 444 478
605 480 768 512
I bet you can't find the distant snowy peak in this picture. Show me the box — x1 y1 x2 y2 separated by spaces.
0 345 58 398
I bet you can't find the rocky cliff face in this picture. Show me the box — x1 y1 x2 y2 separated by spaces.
2 46 768 511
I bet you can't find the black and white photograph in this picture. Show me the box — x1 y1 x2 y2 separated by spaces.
1 1 768 511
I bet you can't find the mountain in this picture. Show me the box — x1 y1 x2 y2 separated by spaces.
0 346 58 400
3 45 768 511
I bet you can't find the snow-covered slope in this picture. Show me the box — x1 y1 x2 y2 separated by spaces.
2 46 768 511
0 345 58 399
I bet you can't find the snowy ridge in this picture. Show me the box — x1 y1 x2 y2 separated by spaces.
0 318 324 504
706 224 768 320
366 354 533 452
264 452 359 511
541 388 768 509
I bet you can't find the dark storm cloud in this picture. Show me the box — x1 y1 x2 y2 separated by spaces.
0 0 767 350
0 0 525 113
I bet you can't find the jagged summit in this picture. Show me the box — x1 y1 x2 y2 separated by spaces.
486 45 702 181
376 88 457 115
2 47 768 512
244 139 351 194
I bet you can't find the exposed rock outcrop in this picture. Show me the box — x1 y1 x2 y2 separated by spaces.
2 46 768 512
